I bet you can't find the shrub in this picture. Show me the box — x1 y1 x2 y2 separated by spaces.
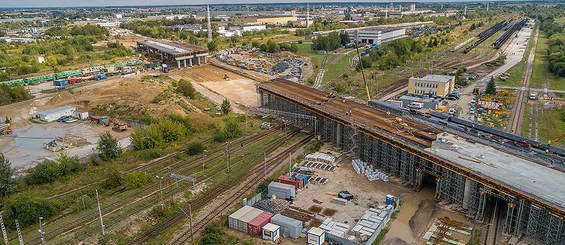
102 166 124 189
126 171 151 190
4 194 55 229
186 141 205 156
177 79 196 99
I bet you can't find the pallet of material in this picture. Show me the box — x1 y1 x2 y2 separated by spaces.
332 197 348 205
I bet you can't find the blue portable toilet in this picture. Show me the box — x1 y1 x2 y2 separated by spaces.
386 194 394 205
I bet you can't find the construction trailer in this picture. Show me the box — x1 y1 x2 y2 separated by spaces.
37 106 76 122
257 79 565 245
267 182 296 200
262 223 280 241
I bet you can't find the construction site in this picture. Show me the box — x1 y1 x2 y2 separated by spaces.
257 78 565 245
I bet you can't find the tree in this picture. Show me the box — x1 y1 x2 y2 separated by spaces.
177 78 196 99
97 132 122 161
224 119 242 139
0 154 16 201
221 99 231 114
266 40 280 53
207 41 218 52
486 77 497 95
339 32 350 46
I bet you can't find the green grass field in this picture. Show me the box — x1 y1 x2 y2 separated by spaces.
529 32 565 90
538 108 565 149
323 51 356 83
295 42 325 69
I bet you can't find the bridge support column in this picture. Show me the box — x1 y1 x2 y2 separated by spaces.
336 123 342 149
183 59 187 67
476 191 486 222
462 178 472 209
177 60 181 68
435 178 442 200
189 58 193 66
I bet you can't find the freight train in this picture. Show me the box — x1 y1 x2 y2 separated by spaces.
368 100 565 158
0 59 143 87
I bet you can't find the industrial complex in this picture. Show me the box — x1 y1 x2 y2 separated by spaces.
257 78 565 245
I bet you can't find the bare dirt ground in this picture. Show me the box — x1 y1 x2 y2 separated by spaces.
0 74 210 170
175 65 259 107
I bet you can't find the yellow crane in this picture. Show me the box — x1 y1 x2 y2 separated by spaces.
548 133 565 146
355 43 372 101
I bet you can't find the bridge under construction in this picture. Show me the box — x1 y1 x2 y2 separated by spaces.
256 79 565 245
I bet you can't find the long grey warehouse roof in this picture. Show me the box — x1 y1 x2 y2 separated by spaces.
38 106 76 115
426 133 565 211
137 40 207 56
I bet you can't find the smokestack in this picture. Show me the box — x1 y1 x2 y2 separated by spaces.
464 5 467 16
306 1 310 29
486 2 489 11
207 5 212 42
385 6 388 19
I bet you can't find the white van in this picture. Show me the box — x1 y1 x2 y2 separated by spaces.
407 102 423 109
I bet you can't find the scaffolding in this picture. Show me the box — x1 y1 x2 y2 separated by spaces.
258 87 565 245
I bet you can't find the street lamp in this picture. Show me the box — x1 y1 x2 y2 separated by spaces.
156 175 165 209
38 216 45 245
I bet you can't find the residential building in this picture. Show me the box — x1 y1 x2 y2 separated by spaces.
408 74 455 97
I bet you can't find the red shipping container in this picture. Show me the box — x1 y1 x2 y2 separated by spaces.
247 211 274 236
278 175 303 190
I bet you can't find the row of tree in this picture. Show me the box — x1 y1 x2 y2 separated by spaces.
0 84 32 106
540 18 565 77
311 32 350 51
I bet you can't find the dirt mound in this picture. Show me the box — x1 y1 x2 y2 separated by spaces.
48 91 77 105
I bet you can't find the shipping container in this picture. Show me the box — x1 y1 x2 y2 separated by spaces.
277 175 302 190
271 214 303 239
53 80 69 86
237 208 263 234
247 211 273 236
268 182 295 200
228 206 255 230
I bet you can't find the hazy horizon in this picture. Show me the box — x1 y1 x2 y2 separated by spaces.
1 0 525 9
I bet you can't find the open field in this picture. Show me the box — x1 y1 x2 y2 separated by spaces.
175 64 259 107
529 32 565 91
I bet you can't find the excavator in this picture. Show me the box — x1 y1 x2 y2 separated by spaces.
110 118 129 132
0 117 13 135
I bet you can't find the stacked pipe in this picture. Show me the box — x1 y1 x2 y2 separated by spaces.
464 20 510 53
493 19 527 49
351 159 389 182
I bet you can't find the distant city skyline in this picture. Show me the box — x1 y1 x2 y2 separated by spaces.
2 0 521 9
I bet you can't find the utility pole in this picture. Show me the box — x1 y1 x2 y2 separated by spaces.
96 189 106 236
289 152 292 176
156 175 165 209
82 194 86 210
39 216 46 245
11 207 24 245
180 204 194 244
0 211 9 245
225 142 231 173
306 1 310 29
168 167 174 204
264 152 267 179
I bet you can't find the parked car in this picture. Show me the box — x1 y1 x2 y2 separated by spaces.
57 116 70 122
64 118 78 124
529 93 537 100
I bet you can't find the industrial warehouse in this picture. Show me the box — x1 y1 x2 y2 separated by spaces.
137 40 209 68
256 78 565 245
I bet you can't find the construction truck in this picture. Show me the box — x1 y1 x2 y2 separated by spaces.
0 122 13 135
111 118 129 132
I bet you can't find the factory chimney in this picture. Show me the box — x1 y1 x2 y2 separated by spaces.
306 1 310 29
207 5 212 42
464 5 467 16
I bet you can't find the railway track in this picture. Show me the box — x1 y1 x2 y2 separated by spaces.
483 200 502 245
167 134 314 244
131 131 310 244
22 128 283 245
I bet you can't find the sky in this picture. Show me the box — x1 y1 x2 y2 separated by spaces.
1 0 510 8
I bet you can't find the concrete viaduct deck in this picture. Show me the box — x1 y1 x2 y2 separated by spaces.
137 40 208 68
257 78 565 245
